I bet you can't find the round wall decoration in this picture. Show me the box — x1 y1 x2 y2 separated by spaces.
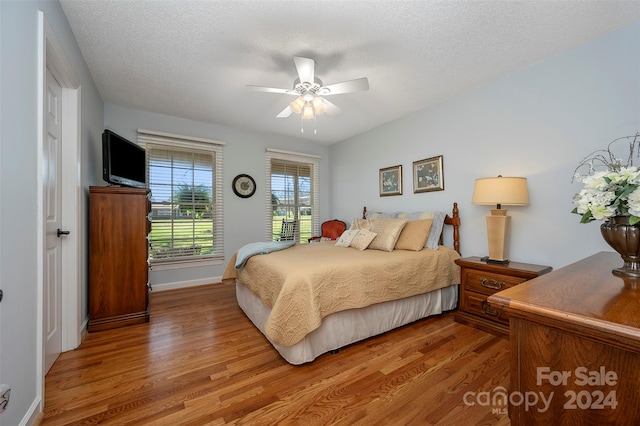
232 174 256 198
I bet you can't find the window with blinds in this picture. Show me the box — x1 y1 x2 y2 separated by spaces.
138 130 224 264
265 149 320 243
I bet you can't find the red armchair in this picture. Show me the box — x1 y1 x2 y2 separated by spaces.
308 219 347 242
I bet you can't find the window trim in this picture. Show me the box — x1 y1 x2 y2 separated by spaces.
138 129 225 265
265 148 320 242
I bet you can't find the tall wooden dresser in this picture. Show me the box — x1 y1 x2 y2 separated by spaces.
89 186 151 331
489 252 640 424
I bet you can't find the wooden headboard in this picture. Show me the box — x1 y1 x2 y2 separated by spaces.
361 202 460 254
444 202 460 254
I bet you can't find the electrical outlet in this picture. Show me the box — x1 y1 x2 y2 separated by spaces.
0 384 10 413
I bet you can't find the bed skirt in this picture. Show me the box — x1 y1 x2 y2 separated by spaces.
236 282 459 365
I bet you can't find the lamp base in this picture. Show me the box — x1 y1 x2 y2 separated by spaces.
480 256 510 265
485 210 511 265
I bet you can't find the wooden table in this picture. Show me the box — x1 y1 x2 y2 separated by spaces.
489 251 640 425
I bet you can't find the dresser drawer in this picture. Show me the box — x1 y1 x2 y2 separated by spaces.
462 291 509 324
464 270 526 296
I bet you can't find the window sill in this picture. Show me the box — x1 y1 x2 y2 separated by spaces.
149 256 224 271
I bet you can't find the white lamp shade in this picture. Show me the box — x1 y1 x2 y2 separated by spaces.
472 176 529 206
289 97 305 114
302 103 315 120
312 97 326 115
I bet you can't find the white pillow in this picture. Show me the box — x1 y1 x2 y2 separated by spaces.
335 229 359 247
366 211 397 220
350 218 373 230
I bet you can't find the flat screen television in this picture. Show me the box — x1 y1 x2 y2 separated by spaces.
102 129 146 189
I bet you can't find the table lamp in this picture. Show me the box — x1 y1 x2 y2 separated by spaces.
472 176 529 264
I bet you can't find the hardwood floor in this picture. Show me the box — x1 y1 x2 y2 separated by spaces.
41 283 510 426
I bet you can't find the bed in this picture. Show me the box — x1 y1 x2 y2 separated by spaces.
222 203 461 365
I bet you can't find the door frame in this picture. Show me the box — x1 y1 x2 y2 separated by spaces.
36 10 82 413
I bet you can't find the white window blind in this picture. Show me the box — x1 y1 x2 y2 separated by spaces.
265 149 320 243
138 129 224 264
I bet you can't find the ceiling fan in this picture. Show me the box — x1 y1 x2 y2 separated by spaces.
247 56 369 133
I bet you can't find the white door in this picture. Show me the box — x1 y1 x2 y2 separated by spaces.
43 68 63 374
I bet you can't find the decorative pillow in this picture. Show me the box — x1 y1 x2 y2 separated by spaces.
396 211 446 249
349 229 378 251
350 218 374 230
395 219 433 251
335 229 359 247
368 218 408 252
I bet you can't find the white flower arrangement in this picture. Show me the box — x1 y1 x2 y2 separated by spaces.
572 133 640 224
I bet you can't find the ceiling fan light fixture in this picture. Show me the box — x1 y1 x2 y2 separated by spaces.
312 97 325 115
248 56 369 134
302 103 315 120
290 97 305 114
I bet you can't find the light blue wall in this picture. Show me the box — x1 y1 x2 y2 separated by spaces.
0 2 38 422
0 1 104 424
1 0 638 422
329 22 640 270
104 104 330 287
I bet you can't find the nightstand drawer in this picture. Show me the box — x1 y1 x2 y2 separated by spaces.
464 270 526 296
462 292 508 324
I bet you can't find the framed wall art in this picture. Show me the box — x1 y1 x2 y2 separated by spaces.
379 165 402 196
413 155 444 193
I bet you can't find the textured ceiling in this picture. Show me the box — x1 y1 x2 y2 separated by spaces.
60 0 640 144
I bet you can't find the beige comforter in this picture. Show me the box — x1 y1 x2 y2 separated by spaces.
222 242 460 346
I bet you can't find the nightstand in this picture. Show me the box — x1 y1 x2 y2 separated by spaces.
454 256 551 338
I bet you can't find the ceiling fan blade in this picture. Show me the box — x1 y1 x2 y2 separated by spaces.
320 77 369 95
319 98 342 116
276 106 293 118
246 85 293 94
293 56 315 85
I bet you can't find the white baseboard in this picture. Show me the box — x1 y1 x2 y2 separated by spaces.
151 276 223 292
21 396 41 426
